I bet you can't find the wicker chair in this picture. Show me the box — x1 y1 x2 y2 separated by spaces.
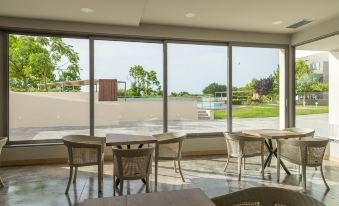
0 137 8 188
153 132 186 183
211 187 324 206
63 135 106 194
277 137 329 192
224 132 265 180
283 128 316 173
112 147 154 196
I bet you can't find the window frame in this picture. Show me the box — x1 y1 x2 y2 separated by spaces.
0 29 291 146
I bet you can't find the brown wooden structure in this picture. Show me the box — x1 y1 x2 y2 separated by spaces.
98 79 118 101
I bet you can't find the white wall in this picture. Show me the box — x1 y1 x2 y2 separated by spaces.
10 92 197 128
328 51 339 158
0 136 226 162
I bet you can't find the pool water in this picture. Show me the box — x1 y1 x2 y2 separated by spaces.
197 102 227 109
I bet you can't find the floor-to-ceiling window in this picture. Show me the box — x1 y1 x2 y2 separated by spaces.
295 49 330 138
2 32 291 143
232 46 285 131
94 40 163 136
8 34 90 141
167 43 228 133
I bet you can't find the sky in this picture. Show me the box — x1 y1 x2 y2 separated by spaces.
62 38 309 94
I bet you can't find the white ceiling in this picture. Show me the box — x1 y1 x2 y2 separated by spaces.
0 0 339 34
298 34 339 51
0 0 147 26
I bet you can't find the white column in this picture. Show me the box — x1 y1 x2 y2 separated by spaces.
329 51 339 139
329 51 339 159
279 49 287 129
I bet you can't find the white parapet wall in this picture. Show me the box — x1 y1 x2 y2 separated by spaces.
9 92 198 128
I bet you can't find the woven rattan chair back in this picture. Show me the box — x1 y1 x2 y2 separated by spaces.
212 187 325 206
153 132 186 182
224 132 265 180
62 135 106 194
0 137 8 188
112 147 154 180
277 137 329 192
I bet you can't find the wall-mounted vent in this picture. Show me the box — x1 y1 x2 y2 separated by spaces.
286 19 313 29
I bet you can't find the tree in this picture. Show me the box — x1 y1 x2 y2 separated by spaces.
271 66 279 95
244 78 257 91
296 73 319 106
202 82 227 96
128 65 162 96
295 59 311 80
253 77 274 102
9 35 80 91
170 91 191 97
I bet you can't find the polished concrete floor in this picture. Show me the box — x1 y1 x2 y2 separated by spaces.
0 156 338 205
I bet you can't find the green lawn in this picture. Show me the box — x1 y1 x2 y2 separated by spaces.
214 105 328 119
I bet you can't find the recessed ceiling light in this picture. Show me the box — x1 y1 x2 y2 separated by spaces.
272 20 283 25
81 8 94 14
185 13 196 18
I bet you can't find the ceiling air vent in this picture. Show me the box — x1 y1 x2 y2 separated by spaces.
286 19 313 29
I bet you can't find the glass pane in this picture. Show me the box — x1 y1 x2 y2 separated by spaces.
232 47 281 131
9 35 90 140
168 43 228 133
295 50 329 137
94 40 163 136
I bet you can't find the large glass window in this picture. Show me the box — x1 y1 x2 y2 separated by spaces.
295 50 330 137
232 46 282 131
167 43 228 133
4 33 291 143
9 34 89 141
94 40 163 136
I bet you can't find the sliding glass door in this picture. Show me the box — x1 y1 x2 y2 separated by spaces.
2 32 290 143
8 34 90 141
94 40 163 136
232 46 286 131
167 43 228 134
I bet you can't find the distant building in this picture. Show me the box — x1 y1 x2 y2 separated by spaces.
298 52 329 83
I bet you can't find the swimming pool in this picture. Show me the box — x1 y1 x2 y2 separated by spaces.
197 102 227 109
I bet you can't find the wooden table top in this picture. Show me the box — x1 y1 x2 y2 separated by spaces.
105 133 157 146
82 188 216 206
242 129 306 139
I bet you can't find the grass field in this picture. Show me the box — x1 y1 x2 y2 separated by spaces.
214 104 328 119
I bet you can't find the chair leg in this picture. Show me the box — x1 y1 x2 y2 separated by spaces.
301 164 307 192
119 180 124 196
277 150 281 183
98 164 103 193
73 167 78 184
261 153 264 179
65 166 74 194
177 158 185 182
174 160 178 173
113 176 116 196
0 176 4 188
238 156 242 181
243 158 246 173
320 165 330 190
146 176 150 193
155 145 159 186
224 154 230 172
298 164 301 176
